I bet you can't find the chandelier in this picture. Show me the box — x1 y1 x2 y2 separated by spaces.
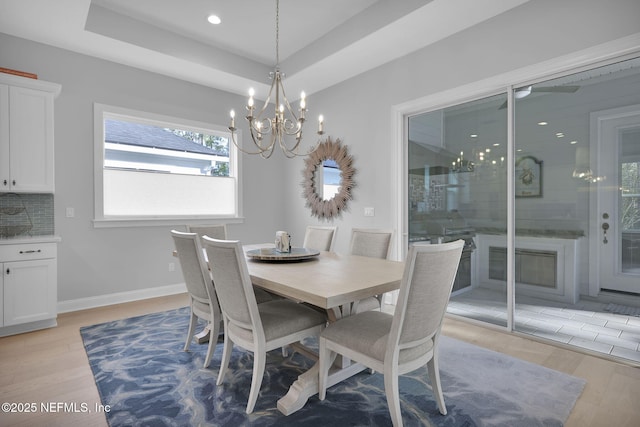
451 148 506 176
228 0 324 159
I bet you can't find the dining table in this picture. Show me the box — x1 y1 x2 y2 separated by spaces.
242 244 405 416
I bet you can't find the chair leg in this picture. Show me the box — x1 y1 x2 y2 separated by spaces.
384 370 403 427
216 329 233 386
318 337 336 400
427 355 447 415
246 351 266 414
184 310 197 351
203 320 220 369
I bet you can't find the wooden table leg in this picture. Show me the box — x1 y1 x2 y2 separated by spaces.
277 302 363 415
277 361 365 415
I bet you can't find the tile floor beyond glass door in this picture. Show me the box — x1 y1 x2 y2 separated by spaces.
447 288 640 364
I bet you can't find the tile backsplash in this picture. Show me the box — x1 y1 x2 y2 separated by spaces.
0 193 54 238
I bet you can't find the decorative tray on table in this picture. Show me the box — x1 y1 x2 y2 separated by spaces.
246 247 320 262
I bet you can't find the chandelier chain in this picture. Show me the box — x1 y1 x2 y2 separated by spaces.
275 0 280 67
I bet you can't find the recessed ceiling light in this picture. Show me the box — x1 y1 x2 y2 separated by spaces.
470 134 478 138
556 132 564 137
538 121 548 126
570 140 577 145
207 14 221 25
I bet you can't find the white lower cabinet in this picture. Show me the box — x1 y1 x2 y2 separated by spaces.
0 241 57 335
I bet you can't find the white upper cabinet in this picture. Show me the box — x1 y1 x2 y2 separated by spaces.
0 74 61 193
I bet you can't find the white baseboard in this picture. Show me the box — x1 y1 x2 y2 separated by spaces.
0 319 58 337
57 283 187 314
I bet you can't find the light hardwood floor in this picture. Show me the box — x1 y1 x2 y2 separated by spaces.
0 293 638 426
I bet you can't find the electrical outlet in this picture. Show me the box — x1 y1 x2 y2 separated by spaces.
364 207 375 217
168 262 175 272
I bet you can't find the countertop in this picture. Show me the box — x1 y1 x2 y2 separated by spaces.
475 227 584 239
0 235 61 245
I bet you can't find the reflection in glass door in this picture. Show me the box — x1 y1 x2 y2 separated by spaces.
408 93 508 328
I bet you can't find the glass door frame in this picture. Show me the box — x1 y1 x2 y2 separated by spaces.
391 38 640 333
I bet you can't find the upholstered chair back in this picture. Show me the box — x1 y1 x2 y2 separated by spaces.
391 240 464 351
187 224 227 246
303 226 337 252
171 230 217 311
202 238 262 336
349 228 394 259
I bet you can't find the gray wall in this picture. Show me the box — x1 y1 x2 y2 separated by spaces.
0 34 289 303
282 0 640 255
1 0 639 306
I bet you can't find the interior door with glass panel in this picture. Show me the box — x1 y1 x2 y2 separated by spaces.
594 108 640 294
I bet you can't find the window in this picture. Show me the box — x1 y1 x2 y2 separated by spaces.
94 104 241 226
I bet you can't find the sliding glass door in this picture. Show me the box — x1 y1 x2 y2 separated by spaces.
408 93 508 328
406 56 640 363
511 58 640 359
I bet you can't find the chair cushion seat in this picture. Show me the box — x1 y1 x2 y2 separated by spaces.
354 296 381 313
192 299 211 317
321 311 433 364
253 286 281 304
229 299 326 343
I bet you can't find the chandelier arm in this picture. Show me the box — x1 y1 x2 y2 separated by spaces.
278 132 302 157
277 78 300 122
248 121 276 152
280 133 325 158
251 75 277 127
228 128 275 157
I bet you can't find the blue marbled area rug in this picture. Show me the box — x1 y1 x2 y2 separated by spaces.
80 307 586 427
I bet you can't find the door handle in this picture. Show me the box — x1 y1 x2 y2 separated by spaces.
602 222 609 244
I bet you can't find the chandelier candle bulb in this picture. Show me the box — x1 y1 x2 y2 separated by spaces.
248 88 254 108
318 115 324 133
300 92 306 119
229 110 235 129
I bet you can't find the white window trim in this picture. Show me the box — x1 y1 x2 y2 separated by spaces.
93 103 243 228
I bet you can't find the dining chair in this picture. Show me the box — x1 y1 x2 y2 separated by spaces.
349 228 394 312
302 225 338 252
350 228 394 259
171 230 221 368
186 224 276 304
319 239 464 427
202 237 327 414
186 224 227 245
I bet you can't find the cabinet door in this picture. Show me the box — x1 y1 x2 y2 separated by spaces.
0 84 9 190
8 86 55 192
3 258 57 326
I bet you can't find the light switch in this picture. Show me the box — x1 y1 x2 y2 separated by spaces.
364 207 375 217
65 207 75 218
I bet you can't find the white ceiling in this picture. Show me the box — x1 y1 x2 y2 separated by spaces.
0 0 530 99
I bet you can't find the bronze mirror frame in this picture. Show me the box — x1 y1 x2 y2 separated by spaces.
302 137 356 219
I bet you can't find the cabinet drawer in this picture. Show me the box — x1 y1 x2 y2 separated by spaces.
0 243 57 262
